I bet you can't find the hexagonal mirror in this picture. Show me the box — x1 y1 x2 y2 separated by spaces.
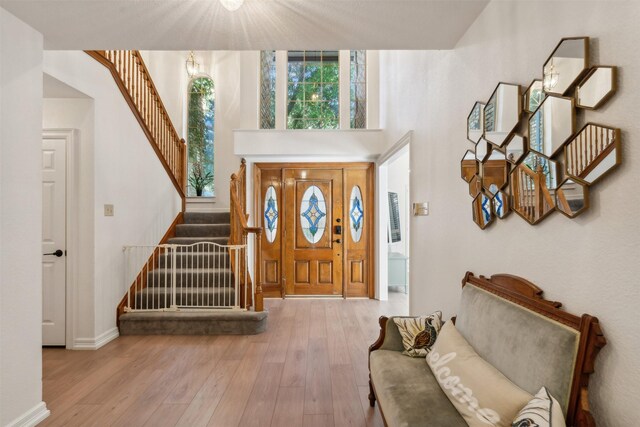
484 83 521 147
529 95 575 157
510 152 559 224
524 79 545 114
461 150 479 183
505 134 526 165
469 174 481 198
556 179 589 218
576 66 617 109
565 123 621 185
475 138 490 162
472 192 493 230
543 37 589 95
481 149 508 195
492 190 510 219
467 102 485 143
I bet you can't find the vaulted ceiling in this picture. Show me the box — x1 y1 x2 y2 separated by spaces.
1 0 489 50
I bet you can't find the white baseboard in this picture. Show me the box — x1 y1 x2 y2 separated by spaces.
73 327 119 350
6 402 50 427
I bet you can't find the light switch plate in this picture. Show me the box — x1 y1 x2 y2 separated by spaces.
104 204 114 216
413 202 429 216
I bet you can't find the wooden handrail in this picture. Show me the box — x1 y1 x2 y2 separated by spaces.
230 159 264 311
85 50 186 200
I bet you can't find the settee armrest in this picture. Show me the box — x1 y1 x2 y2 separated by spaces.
369 316 405 354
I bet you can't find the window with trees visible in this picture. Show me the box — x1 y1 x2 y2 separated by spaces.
260 51 276 129
287 51 340 129
187 77 215 197
350 50 366 129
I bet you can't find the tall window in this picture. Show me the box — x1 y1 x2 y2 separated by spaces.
187 77 215 197
287 51 340 129
350 50 366 129
260 51 276 129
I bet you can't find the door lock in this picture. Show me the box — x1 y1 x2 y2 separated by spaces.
334 225 342 235
44 249 64 257
333 239 342 244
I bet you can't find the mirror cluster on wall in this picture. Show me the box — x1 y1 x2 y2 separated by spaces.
461 37 621 229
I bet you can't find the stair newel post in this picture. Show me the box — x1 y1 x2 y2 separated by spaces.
254 228 264 312
170 245 178 310
244 235 249 310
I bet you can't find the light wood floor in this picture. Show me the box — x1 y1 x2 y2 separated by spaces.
41 293 408 427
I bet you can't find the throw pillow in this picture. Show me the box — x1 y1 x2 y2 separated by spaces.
393 312 442 357
426 321 533 427
512 387 566 427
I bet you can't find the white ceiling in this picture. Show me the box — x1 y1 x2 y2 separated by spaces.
0 0 489 50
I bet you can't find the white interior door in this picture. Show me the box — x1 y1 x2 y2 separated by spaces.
42 137 66 346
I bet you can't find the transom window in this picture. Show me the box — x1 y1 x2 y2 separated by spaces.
350 50 366 129
260 50 276 129
287 51 340 129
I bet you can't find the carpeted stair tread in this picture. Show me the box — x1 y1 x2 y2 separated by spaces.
175 224 230 238
158 252 230 268
166 237 229 246
183 212 230 225
119 310 268 335
146 268 235 288
133 287 237 309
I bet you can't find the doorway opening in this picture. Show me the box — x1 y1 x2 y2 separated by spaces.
377 137 410 312
42 73 91 348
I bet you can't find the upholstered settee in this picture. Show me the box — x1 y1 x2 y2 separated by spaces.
368 272 606 427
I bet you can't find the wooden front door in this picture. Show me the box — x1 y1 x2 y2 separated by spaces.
284 169 343 295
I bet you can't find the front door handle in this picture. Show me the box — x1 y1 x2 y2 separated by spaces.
44 249 64 257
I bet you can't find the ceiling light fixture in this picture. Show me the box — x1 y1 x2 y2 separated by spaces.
220 0 244 12
185 51 200 78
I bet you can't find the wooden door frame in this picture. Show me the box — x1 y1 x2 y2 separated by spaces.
43 129 79 349
254 162 375 299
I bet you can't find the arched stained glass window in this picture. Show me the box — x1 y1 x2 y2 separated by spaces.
187 76 215 197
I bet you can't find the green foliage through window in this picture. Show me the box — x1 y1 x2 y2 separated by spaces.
287 51 340 129
187 77 215 197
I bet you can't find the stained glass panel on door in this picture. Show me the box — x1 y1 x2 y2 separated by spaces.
263 185 278 243
300 185 327 244
349 186 364 242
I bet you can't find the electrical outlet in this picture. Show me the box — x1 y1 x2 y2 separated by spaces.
104 204 114 216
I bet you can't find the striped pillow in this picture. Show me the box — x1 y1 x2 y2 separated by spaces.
512 387 566 427
393 312 442 357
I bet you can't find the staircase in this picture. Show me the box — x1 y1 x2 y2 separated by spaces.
119 212 267 335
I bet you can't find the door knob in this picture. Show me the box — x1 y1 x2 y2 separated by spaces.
333 239 341 244
44 249 64 257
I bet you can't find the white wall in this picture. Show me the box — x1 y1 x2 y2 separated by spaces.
42 97 97 342
0 7 49 426
379 2 640 425
43 51 182 343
